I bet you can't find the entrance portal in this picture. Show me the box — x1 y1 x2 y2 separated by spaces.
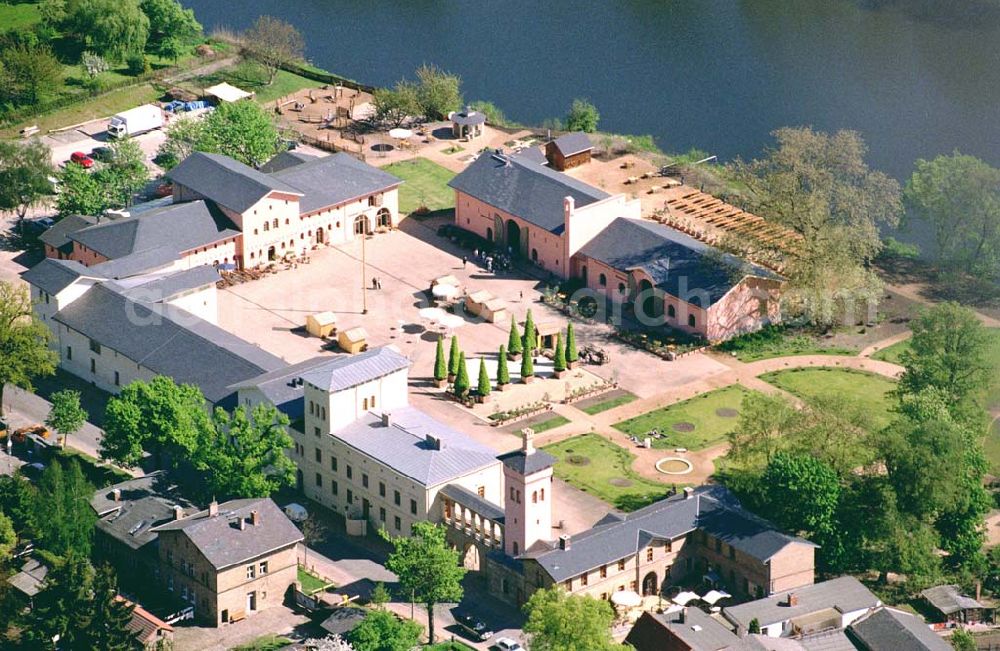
642 571 658 596
506 220 521 255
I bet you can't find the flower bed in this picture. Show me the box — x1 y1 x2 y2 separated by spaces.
563 379 617 404
488 400 552 426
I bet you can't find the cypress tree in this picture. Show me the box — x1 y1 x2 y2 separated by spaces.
433 337 447 382
477 358 491 397
523 309 536 354
497 345 510 385
83 564 140 651
453 352 470 396
553 332 566 372
565 322 578 364
507 318 523 356
447 335 460 378
521 348 534 381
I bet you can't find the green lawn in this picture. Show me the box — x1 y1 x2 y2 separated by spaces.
1 83 162 137
760 367 897 431
0 3 40 30
231 635 292 651
543 434 674 511
298 566 328 595
715 325 857 362
579 392 637 415
614 386 753 450
190 62 319 105
870 338 909 365
425 643 477 651
383 158 456 215
530 415 570 433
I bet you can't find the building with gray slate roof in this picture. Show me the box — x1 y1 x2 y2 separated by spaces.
40 214 97 258
270 152 402 215
545 132 593 170
845 607 950 651
626 607 741 651
152 498 302 626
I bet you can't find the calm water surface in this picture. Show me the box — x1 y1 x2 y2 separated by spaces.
182 0 1000 180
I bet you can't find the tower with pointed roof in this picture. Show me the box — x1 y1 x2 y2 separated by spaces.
499 428 555 556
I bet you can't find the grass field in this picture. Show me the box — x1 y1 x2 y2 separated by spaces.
529 414 570 433
425 643 477 651
543 433 674 511
760 367 897 431
190 62 319 105
383 158 456 214
0 83 162 137
232 636 292 651
579 392 637 415
297 566 328 595
0 3 41 30
614 386 752 450
715 325 857 362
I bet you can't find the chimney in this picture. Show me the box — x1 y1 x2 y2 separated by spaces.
382 412 392 427
251 510 260 526
679 607 686 624
239 516 246 530
425 434 443 450
112 488 121 502
173 505 184 520
208 500 218 517
787 593 798 607
521 428 535 455
559 534 571 551
683 487 695 500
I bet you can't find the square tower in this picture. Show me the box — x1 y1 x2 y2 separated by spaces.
498 429 555 557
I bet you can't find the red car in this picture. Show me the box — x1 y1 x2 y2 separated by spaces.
69 151 94 168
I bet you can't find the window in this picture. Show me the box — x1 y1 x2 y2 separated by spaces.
410 499 417 515
667 304 676 318
309 402 314 415
321 407 326 420
599 273 607 286
346 489 353 503
540 488 545 501
346 465 353 480
114 371 120 386
510 487 515 501
394 516 401 530
362 474 369 489
477 486 485 497
363 397 368 410
600 565 607 578
688 314 696 327
379 507 386 521
715 538 722 553
314 426 321 438
646 548 654 562
259 561 268 574
618 282 626 295
601 592 608 601
331 480 338 495
89 339 101 354
370 394 376 409
331 456 338 472
315 473 323 487
630 581 638 592
665 540 672 553
66 346 72 360
263 222 269 232
167 575 174 591
379 482 386 497
246 565 256 580
532 491 537 503
580 573 588 586
90 359 96 373
564 579 572 590
729 546 736 560
394 490 401 506
315 448 322 463
617 559 626 571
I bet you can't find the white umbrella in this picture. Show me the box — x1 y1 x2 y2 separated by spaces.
432 283 460 299
388 128 413 139
439 313 466 329
418 307 448 321
672 591 701 606
702 590 732 605
611 591 642 608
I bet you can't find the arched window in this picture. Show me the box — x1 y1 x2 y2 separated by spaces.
272 218 278 228
540 488 545 501
599 273 607 286
531 248 538 262
667 304 676 318
618 283 626 294
377 207 391 227
363 397 369 410
532 491 538 503
512 542 519 555
688 314 696 327
263 223 269 232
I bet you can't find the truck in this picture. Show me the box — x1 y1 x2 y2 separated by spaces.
107 104 164 138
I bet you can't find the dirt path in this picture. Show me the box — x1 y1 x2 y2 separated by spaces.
161 55 238 85
886 280 1000 327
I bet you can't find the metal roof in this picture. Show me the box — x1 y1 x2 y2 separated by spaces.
8 558 48 597
52 283 284 404
920 584 983 615
269 152 402 214
229 355 335 419
551 132 593 157
447 152 610 234
153 498 303 570
117 265 220 302
578 217 781 306
330 406 500 487
846 607 950 651
21 258 103 295
167 151 303 214
723 576 880 631
300 346 410 393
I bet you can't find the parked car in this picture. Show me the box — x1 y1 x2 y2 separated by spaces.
22 217 55 239
69 151 94 168
90 146 114 162
454 611 493 641
14 425 50 443
494 638 524 651
183 100 209 112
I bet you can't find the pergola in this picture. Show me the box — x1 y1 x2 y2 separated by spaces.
449 105 486 140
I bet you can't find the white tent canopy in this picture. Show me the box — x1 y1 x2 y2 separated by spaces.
205 82 253 103
702 590 732 605
432 284 460 299
672 591 701 606
611 590 642 608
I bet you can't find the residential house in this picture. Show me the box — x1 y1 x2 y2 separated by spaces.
151 498 302 626
846 607 951 651
545 132 593 171
626 607 741 651
39 214 97 260
123 599 175 650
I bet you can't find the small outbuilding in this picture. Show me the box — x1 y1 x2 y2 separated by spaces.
546 132 593 171
529 320 563 351
338 326 368 354
306 311 338 339
449 105 486 141
204 82 253 103
465 290 509 323
920 584 989 625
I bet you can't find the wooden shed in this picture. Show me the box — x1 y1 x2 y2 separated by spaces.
545 132 593 171
338 327 368 354
465 290 509 323
306 311 337 338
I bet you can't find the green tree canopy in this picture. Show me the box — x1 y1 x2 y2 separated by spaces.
520 348 534 379
497 345 510 385
347 608 423 651
382 521 465 644
373 80 420 128
0 281 57 419
102 137 150 208
447 335 460 377
759 452 840 543
507 318 523 355
197 403 296 499
156 116 207 170
56 161 110 217
45 389 88 450
0 139 54 228
565 322 578 363
20 551 95 648
243 15 304 84
198 100 281 167
72 0 150 62
101 376 213 468
951 627 977 651
523 587 625 651
905 152 1000 278
453 351 470 397
80 563 139 651
33 458 96 557
0 43 62 106
415 64 462 120
140 0 201 53
523 310 536 353
477 357 491 396
0 511 16 565
553 332 566 372
433 336 447 382
565 98 600 133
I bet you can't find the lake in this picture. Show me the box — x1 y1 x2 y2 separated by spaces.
181 0 1000 180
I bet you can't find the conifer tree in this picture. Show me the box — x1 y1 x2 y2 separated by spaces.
477 358 491 397
453 352 470 396
565 322 578 365
447 335 460 378
433 337 447 382
553 332 566 372
497 345 510 385
523 309 536 354
521 347 534 381
82 564 139 651
507 318 523 356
